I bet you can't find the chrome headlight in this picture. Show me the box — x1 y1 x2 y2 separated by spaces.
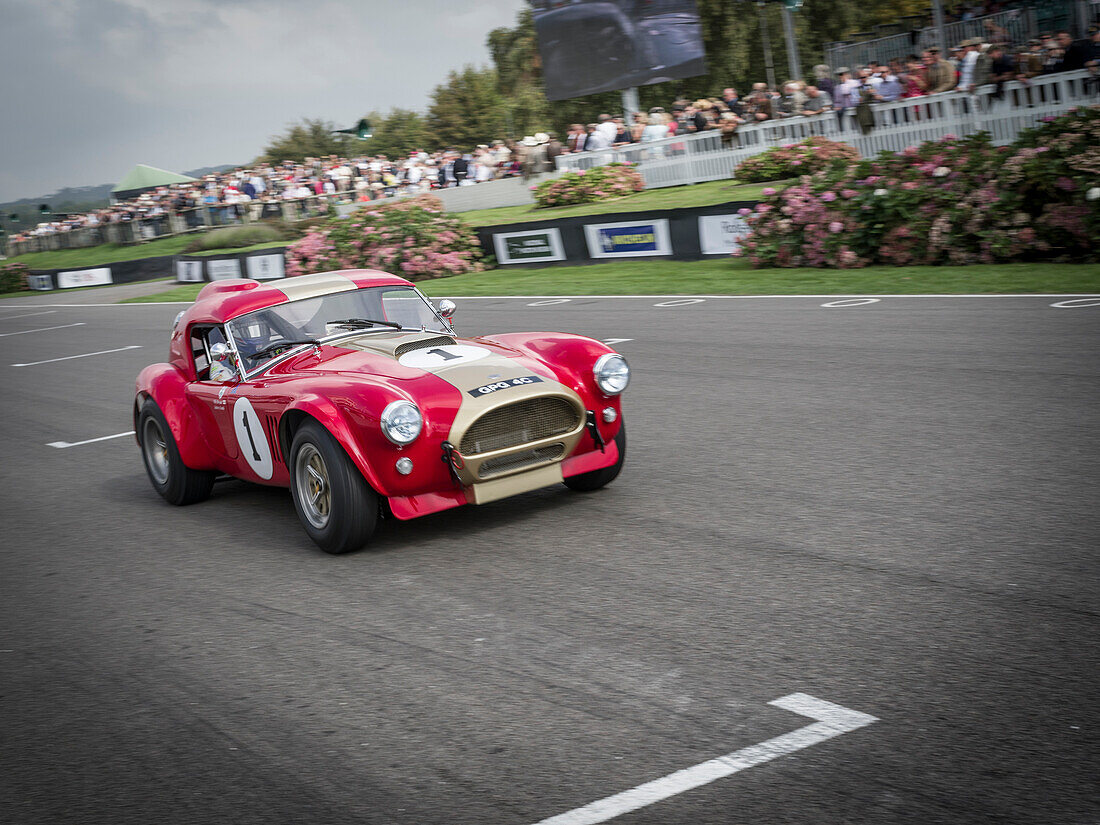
381 400 422 445
594 353 630 395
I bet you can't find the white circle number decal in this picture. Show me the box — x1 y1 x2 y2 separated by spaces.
233 398 274 480
398 344 490 370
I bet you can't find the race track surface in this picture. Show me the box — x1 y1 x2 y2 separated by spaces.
1 291 1098 824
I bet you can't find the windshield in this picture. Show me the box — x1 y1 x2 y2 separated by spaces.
227 285 445 369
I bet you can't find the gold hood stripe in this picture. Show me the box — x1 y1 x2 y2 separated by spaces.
275 272 358 301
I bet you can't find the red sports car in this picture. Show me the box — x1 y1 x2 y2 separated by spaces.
135 270 628 553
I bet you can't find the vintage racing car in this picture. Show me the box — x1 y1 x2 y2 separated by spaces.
134 270 628 553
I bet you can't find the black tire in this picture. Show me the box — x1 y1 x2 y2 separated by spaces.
564 421 626 492
289 420 378 554
138 399 216 506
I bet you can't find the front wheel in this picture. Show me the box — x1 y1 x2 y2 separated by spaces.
564 421 626 492
138 399 216 505
289 420 378 554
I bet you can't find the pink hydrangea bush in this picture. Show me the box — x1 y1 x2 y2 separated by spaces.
285 194 485 280
733 137 860 183
739 107 1100 268
533 162 645 208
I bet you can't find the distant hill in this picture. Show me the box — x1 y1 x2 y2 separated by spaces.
1 163 243 222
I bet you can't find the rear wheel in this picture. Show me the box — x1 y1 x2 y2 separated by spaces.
138 399 215 505
289 420 378 554
564 421 626 492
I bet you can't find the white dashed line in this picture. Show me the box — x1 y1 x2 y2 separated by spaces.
653 299 705 307
527 299 573 306
0 322 86 337
47 431 135 449
531 693 878 825
821 298 881 307
12 345 142 367
0 310 57 321
1050 298 1100 308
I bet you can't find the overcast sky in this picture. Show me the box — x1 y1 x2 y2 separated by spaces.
0 0 528 201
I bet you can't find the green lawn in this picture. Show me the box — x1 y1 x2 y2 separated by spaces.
119 260 1100 304
456 179 784 228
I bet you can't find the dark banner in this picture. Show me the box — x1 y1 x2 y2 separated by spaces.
532 0 706 101
477 201 756 265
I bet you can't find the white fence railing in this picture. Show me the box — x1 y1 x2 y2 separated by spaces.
555 70 1096 190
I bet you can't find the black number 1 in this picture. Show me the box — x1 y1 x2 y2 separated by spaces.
241 410 261 461
427 348 460 361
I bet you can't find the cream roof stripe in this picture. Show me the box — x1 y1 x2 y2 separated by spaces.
274 272 358 301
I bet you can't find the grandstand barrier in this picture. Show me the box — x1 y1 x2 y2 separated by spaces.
556 70 1096 189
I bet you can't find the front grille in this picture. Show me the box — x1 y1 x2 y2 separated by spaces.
460 397 581 456
394 336 455 358
478 445 565 479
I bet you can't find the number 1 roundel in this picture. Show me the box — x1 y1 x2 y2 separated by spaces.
398 344 489 370
233 398 274 479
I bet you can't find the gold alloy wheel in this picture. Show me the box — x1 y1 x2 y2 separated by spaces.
295 443 331 529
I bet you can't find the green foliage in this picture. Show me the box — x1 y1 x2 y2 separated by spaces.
360 109 434 158
183 223 292 253
742 108 1100 268
533 163 645 208
734 138 859 182
256 118 353 165
285 195 484 281
428 66 509 150
0 261 30 292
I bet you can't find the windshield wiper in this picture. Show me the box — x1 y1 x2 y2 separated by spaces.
247 338 320 362
327 317 403 330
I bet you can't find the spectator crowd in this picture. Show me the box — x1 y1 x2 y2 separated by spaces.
8 16 1098 247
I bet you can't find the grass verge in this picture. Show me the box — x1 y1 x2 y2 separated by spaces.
119 260 1100 304
456 179 784 227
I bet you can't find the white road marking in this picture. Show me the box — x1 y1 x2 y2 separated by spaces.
0 310 57 321
527 298 573 306
47 431 135 449
653 298 705 307
445 293 1100 300
531 693 877 825
1050 298 1100 308
0 322 85 337
12 344 142 367
602 339 634 345
821 298 881 308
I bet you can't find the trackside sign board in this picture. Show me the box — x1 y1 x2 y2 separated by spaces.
698 214 752 255
57 267 112 289
493 228 566 265
584 219 672 259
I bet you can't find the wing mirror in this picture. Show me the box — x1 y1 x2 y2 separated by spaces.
437 299 456 319
208 342 237 382
210 342 230 358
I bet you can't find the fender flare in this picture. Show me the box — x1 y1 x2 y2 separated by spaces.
279 397 387 496
134 364 219 471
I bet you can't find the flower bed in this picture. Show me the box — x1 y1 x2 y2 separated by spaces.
733 137 860 183
533 162 645 208
739 108 1100 268
285 195 485 280
0 262 30 292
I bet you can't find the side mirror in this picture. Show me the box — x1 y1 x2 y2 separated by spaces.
437 299 457 319
210 342 230 358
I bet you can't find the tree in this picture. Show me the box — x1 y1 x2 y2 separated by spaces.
360 109 434 158
427 66 509 150
256 118 349 164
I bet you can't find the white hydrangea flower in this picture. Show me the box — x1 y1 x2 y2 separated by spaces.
1087 187 1100 201
933 167 950 177
874 188 888 196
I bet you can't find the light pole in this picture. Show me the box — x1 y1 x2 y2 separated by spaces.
781 0 803 82
757 1 777 90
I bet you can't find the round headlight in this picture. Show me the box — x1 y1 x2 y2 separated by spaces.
594 353 630 395
381 400 422 445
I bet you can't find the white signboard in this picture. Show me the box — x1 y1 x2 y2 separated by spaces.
206 259 242 281
583 219 672 259
57 267 112 289
493 228 566 265
698 214 752 255
176 260 204 283
245 253 285 280
27 274 53 291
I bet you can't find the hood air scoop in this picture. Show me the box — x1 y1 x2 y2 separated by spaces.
337 332 456 360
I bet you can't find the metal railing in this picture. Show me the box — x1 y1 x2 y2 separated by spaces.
555 70 1096 189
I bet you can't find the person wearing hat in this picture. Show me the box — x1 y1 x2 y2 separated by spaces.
1016 39 1045 79
923 47 957 94
957 38 981 92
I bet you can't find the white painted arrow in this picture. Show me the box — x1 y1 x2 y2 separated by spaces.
531 693 878 825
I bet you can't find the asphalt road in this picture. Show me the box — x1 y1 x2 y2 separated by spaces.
1 290 1098 824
